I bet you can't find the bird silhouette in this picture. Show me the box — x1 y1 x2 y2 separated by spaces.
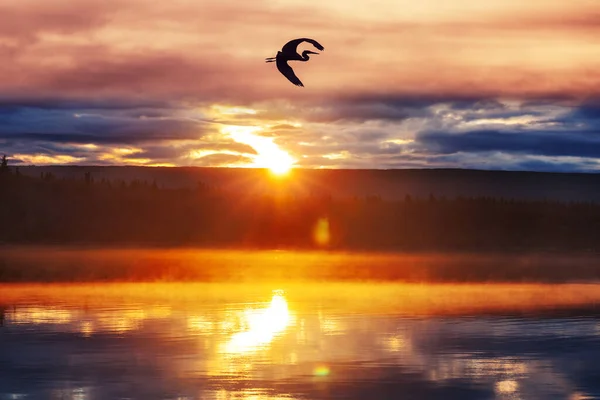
265 38 324 87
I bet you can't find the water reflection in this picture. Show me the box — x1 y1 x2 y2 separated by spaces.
1 283 600 400
223 290 293 354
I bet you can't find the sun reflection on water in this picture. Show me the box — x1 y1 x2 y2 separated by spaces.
6 304 172 336
213 388 296 400
2 282 600 400
10 306 74 325
222 290 293 355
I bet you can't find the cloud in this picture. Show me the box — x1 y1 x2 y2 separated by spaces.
2 94 599 173
270 99 600 171
0 97 171 111
417 129 600 158
0 0 599 104
514 158 600 173
188 153 254 167
0 0 122 42
0 104 216 142
0 0 599 171
560 99 600 123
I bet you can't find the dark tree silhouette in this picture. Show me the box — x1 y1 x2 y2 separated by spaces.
0 155 8 174
0 170 599 253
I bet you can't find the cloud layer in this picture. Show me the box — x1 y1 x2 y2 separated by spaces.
0 0 599 171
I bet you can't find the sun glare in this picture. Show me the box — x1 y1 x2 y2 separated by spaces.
222 125 295 175
268 158 293 176
222 290 292 354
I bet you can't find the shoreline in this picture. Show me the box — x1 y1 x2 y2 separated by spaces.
2 281 600 317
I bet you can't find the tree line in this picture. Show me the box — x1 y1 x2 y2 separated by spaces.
1 156 599 253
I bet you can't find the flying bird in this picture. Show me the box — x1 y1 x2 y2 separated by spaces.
265 38 324 87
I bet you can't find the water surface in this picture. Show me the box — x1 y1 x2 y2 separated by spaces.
1 283 600 400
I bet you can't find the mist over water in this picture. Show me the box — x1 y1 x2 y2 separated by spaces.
2 248 600 283
2 282 600 400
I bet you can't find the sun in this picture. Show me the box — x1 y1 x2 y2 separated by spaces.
268 163 291 176
261 152 294 176
222 125 295 176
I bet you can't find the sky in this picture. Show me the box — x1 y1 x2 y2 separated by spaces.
0 0 599 171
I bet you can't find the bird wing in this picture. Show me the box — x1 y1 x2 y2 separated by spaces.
276 57 304 87
281 38 325 54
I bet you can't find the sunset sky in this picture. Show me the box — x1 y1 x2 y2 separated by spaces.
1 0 599 171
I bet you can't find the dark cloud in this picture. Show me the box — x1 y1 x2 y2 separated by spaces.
317 103 430 122
0 132 161 145
417 129 600 158
0 129 210 145
566 99 600 122
0 103 218 145
339 94 495 109
289 95 536 124
0 97 171 111
288 95 472 123
252 95 476 124
0 137 86 156
514 159 599 173
447 99 507 111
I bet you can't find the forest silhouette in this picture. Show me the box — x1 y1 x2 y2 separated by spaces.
1 157 599 253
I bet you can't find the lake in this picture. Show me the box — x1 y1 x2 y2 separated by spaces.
1 282 600 400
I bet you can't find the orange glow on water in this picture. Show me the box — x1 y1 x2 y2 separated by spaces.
2 280 598 400
5 281 600 322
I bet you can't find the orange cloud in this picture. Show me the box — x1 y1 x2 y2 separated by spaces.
0 0 598 103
